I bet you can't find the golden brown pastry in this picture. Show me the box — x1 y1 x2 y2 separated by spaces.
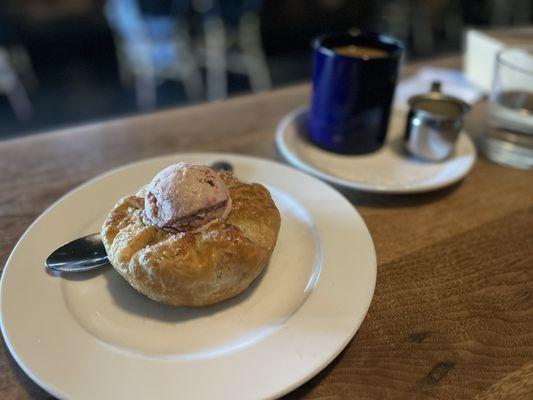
101 163 280 306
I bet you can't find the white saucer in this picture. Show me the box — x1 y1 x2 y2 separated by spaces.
276 107 477 193
0 153 376 400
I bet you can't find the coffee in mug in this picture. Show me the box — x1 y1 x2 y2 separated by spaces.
332 45 388 59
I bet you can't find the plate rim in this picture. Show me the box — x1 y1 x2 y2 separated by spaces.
0 152 377 399
275 106 477 194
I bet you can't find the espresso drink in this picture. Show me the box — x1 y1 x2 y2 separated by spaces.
333 45 388 59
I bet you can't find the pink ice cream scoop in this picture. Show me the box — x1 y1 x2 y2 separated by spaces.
143 163 232 232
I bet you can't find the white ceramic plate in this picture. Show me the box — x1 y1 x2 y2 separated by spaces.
0 153 376 400
276 107 477 193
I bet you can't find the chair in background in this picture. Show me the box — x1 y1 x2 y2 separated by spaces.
0 9 34 121
0 49 34 121
194 0 271 101
489 0 532 26
104 0 204 110
372 0 464 56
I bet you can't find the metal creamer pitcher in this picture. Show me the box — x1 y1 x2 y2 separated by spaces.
404 81 470 161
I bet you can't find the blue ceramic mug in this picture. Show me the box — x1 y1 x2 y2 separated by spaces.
309 32 403 154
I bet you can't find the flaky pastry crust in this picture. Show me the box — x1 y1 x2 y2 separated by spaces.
101 172 281 306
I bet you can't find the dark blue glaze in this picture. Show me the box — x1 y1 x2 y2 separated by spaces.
309 32 403 154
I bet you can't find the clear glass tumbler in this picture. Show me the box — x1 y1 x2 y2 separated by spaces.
482 46 533 169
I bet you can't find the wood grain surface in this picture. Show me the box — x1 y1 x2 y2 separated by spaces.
0 55 532 399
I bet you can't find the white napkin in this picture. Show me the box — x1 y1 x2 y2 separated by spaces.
394 67 485 110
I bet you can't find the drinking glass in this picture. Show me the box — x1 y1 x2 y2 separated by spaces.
482 46 533 169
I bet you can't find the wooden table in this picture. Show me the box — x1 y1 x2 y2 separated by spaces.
1 56 532 399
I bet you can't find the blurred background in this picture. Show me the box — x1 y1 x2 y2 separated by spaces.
0 0 531 140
